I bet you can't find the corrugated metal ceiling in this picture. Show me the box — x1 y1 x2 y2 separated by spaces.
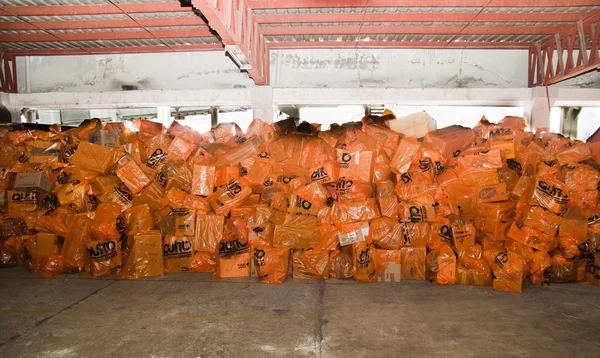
252 6 600 15
0 1 597 55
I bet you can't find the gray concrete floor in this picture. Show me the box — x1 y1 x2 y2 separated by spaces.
0 268 599 358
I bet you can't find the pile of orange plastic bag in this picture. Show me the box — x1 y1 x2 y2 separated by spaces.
1 112 599 293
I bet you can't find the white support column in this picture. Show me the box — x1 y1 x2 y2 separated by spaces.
250 86 275 123
525 87 558 130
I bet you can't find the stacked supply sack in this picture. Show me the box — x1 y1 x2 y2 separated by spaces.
0 113 599 293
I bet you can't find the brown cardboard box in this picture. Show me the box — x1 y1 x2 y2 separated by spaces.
133 231 164 278
29 140 62 164
14 172 54 193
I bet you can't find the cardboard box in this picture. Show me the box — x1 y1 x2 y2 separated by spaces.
14 172 54 193
133 231 164 278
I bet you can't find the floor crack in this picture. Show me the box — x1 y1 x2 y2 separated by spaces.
316 280 325 358
34 280 117 326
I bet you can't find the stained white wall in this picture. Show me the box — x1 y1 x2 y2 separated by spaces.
16 51 254 93
270 49 529 88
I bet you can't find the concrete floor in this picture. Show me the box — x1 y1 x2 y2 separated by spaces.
0 268 599 358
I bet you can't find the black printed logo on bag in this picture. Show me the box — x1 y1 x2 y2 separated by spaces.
219 239 249 258
507 159 522 173
418 158 432 172
146 148 167 169
479 187 497 200
87 240 118 260
254 249 266 266
336 178 353 195
311 167 331 182
163 239 192 258
357 247 372 268
225 181 243 198
537 180 568 203
400 173 412 184
11 192 38 203
115 215 128 242
409 206 428 222
340 153 352 168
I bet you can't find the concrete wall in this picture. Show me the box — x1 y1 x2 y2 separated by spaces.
16 51 254 93
270 49 528 88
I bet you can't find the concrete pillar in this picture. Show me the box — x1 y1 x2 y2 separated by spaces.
250 86 275 123
525 87 557 130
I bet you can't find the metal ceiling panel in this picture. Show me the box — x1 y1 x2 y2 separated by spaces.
253 6 600 15
0 36 220 50
264 33 550 43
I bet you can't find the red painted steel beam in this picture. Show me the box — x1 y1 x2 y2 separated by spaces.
3 44 223 56
0 18 206 31
259 25 567 36
0 52 17 93
529 13 600 86
192 0 268 85
247 0 600 8
253 12 593 24
0 28 213 42
0 3 186 16
267 41 533 49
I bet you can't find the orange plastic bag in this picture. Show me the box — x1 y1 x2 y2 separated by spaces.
370 217 404 250
455 257 492 286
507 223 556 252
450 216 476 250
216 220 251 278
528 250 552 285
207 177 253 216
424 125 474 165
335 178 373 202
91 202 127 243
353 242 386 282
486 250 527 293
273 225 320 250
403 222 430 248
329 247 354 279
520 205 561 236
61 214 93 272
121 230 164 279
530 176 569 214
400 247 426 280
253 245 290 284
193 214 224 253
556 142 592 165
166 187 210 213
115 156 151 194
167 136 196 162
68 141 117 173
163 235 194 273
332 198 380 225
309 161 340 184
390 137 420 174
426 245 456 285
191 165 217 196
377 250 402 282
292 249 330 279
85 239 122 277
337 149 374 183
190 251 217 273
39 254 66 277
398 195 435 222
394 171 428 200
